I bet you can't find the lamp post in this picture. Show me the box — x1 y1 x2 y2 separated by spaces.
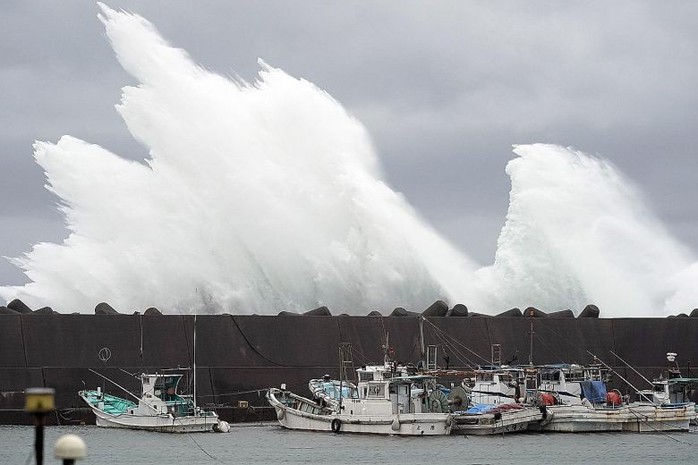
54 434 87 465
24 388 55 465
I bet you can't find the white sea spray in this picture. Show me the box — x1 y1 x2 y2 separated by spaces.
2 5 697 316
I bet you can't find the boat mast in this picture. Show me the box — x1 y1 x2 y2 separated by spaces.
193 314 197 415
338 344 343 412
419 317 425 368
528 318 534 366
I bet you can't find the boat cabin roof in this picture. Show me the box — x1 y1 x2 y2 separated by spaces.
140 373 185 390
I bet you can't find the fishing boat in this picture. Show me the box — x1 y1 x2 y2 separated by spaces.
268 339 452 436
635 352 698 405
79 315 229 433
79 371 228 433
631 352 698 427
267 373 452 436
527 364 695 432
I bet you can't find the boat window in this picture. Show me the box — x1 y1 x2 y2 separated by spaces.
359 372 374 381
367 383 385 398
540 371 561 382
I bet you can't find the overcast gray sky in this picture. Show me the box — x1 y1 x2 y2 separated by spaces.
2 0 697 289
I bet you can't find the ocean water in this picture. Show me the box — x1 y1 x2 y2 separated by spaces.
1 424 696 465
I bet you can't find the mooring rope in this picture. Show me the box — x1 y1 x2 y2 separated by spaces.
626 406 693 445
173 416 222 462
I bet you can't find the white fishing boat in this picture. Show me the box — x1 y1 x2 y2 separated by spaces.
631 352 698 427
635 352 698 405
79 371 228 433
267 372 453 436
526 368 632 432
528 365 695 432
280 335 451 436
79 315 229 433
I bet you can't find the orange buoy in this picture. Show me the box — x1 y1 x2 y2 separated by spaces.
606 391 622 406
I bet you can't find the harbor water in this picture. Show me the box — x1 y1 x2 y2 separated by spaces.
1 423 696 465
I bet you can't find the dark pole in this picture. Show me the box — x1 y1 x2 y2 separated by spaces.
24 387 55 465
34 412 45 465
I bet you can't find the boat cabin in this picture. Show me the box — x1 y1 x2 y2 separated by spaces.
468 367 526 405
138 373 193 416
347 374 446 415
531 364 606 405
636 354 698 405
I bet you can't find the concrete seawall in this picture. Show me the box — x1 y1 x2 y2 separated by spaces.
1 314 696 424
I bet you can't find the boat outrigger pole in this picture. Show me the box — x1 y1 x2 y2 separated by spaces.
609 350 654 388
88 369 158 412
585 350 647 400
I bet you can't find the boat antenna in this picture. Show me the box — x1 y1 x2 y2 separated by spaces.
383 331 391 365
138 313 144 376
609 350 654 387
98 347 111 397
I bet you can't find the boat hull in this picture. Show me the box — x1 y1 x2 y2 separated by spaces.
622 403 695 432
530 405 627 432
91 407 219 433
530 402 695 433
278 410 451 436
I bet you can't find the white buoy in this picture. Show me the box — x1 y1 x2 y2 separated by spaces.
54 434 87 463
213 420 230 433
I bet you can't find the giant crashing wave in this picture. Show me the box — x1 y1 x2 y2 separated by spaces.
1 4 697 316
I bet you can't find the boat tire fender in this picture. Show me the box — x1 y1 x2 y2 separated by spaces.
331 418 342 433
